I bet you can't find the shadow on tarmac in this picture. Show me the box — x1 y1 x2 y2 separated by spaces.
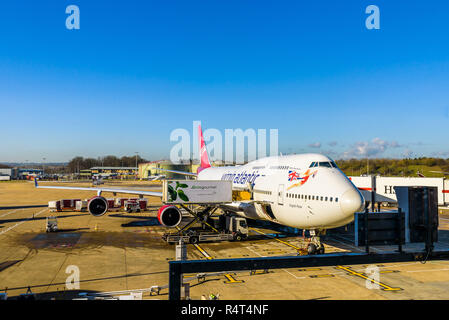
0 214 86 226
4 270 168 293
0 205 47 210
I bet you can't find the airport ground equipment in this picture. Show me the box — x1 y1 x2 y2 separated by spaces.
75 200 87 212
160 179 248 243
48 199 81 212
45 216 58 232
159 179 235 231
115 198 148 210
48 197 148 213
163 214 248 244
168 249 449 300
124 200 141 213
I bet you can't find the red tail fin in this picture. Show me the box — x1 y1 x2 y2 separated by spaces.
198 124 211 173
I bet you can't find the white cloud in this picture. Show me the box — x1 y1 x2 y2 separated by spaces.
403 149 414 158
431 151 449 158
308 142 321 148
342 138 402 158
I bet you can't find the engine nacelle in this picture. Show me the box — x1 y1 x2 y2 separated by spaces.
87 196 108 217
157 205 182 227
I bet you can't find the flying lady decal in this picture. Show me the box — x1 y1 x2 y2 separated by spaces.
287 169 317 190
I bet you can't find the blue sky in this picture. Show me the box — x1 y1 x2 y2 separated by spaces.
0 1 448 162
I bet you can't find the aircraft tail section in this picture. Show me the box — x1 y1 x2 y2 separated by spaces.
198 124 211 173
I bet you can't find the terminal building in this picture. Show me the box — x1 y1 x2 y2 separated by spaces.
349 175 449 206
0 168 16 180
138 161 198 179
0 168 44 180
80 167 138 179
138 160 229 179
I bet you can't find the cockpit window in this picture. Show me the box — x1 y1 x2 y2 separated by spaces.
311 161 338 168
318 162 332 168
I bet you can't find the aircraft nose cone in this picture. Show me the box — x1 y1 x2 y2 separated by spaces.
340 188 365 216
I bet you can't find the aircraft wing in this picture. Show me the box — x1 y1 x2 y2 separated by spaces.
148 175 166 181
430 171 449 175
34 179 162 197
154 168 197 177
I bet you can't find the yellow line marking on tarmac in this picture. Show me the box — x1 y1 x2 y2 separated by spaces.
193 244 213 260
223 273 244 284
336 266 402 291
310 274 335 278
193 243 243 284
379 270 400 274
298 268 322 272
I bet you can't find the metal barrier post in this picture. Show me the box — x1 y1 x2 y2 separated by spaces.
364 207 369 253
424 188 433 253
397 208 403 253
168 263 182 301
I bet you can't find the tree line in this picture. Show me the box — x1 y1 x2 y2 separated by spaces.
67 155 148 173
335 157 449 177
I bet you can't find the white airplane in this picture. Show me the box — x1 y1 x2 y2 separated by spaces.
35 125 364 254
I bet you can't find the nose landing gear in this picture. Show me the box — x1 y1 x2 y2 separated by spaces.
307 229 326 255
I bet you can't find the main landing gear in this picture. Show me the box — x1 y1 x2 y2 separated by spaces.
307 229 326 255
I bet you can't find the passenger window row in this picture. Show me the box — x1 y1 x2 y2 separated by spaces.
255 189 272 195
269 165 289 170
286 193 338 203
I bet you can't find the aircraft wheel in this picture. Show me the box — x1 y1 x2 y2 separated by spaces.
307 243 317 255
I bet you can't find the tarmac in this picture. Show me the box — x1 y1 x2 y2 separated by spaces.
2 180 449 300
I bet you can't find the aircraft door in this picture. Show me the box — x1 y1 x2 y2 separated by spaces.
278 184 284 205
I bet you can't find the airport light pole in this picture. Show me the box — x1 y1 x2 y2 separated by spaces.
42 157 46 176
135 152 139 180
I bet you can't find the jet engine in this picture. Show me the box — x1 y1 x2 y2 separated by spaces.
87 196 108 217
157 205 182 227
